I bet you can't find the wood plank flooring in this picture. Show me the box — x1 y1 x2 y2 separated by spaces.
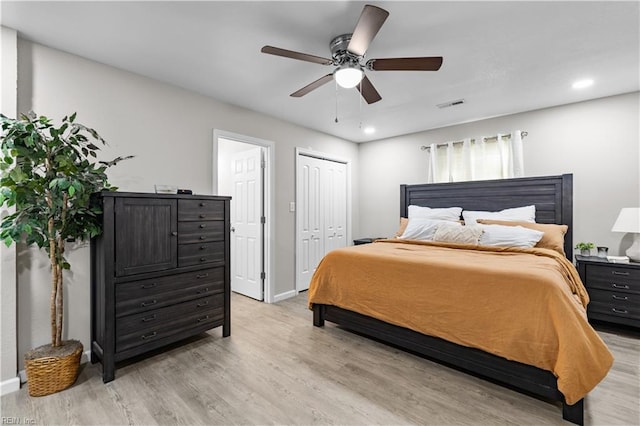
2 292 639 425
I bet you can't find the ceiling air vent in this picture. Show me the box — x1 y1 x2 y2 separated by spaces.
436 99 465 109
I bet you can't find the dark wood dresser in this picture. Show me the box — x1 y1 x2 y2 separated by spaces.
575 255 640 328
90 192 231 382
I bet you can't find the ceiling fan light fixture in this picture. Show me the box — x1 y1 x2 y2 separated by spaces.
334 66 364 89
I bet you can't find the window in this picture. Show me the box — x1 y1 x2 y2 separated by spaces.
425 131 525 183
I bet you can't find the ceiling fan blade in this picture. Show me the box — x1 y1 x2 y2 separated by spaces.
347 5 389 56
261 46 333 65
290 74 334 97
356 75 382 104
368 57 443 71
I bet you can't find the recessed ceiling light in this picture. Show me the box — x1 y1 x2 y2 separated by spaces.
572 79 594 89
363 127 375 134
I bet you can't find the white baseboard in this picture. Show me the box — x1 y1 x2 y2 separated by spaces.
0 376 21 395
17 349 92 385
273 290 297 303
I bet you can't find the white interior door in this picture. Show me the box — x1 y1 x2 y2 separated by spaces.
231 146 263 300
296 153 348 292
324 161 347 253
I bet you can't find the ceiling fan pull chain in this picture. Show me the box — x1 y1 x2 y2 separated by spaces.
335 79 339 123
359 79 363 129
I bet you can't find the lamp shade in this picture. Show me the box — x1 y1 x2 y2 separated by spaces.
611 207 640 233
334 67 363 89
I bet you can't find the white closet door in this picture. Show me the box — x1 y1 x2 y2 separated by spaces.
230 146 263 300
296 154 348 292
324 161 347 253
297 155 324 291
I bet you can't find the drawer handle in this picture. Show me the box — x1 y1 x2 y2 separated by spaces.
200 257 207 262
141 299 157 307
611 271 630 276
141 332 157 340
199 214 206 218
142 314 157 322
171 231 178 236
197 315 210 323
196 273 209 279
197 301 209 307
612 295 628 301
197 287 209 294
141 282 157 289
611 308 628 314
199 236 206 240
199 203 205 207
199 245 207 250
611 283 630 290
199 224 206 229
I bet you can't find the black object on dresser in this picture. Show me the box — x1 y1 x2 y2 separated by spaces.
576 255 640 328
90 192 231 382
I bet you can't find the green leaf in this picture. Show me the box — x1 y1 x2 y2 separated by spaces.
68 185 76 196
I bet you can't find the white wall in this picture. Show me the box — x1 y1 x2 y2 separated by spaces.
358 92 640 256
14 40 359 369
0 26 19 394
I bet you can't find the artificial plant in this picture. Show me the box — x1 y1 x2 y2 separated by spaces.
0 111 131 348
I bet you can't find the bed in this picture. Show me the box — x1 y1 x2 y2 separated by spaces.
308 174 613 425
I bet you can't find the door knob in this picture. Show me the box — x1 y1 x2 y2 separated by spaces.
231 227 235 232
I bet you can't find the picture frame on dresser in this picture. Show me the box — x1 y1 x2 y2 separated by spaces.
90 192 232 382
575 255 640 329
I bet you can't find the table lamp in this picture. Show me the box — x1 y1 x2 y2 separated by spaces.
611 207 640 261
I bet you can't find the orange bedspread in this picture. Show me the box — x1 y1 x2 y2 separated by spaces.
308 239 613 405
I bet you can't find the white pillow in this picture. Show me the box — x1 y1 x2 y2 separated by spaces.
408 205 462 222
433 224 484 245
399 218 462 241
463 205 536 226
478 224 544 248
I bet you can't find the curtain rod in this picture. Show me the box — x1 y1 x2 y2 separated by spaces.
420 131 528 151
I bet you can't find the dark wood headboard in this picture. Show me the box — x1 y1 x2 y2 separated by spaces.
400 174 573 259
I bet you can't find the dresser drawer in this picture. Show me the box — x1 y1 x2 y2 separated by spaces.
115 268 224 317
116 294 224 352
178 199 225 222
177 221 224 243
178 241 225 267
584 264 640 294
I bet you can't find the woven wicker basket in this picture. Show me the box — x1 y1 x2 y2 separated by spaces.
25 340 83 397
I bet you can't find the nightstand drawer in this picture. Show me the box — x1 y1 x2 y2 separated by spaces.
584 264 640 294
588 288 640 309
588 300 640 322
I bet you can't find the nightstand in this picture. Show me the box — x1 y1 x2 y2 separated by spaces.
353 237 385 245
575 255 640 328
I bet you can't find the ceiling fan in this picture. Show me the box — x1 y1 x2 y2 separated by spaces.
261 4 443 104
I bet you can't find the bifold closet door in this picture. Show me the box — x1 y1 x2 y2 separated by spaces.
296 154 347 292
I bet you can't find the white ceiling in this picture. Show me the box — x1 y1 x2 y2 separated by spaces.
2 1 638 143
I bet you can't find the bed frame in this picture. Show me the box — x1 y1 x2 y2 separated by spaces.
312 174 584 425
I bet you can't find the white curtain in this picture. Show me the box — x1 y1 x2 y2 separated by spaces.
425 130 525 183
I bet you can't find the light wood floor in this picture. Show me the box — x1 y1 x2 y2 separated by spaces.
2 292 639 425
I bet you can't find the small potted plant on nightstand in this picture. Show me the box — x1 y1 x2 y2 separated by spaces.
0 111 131 396
575 242 595 256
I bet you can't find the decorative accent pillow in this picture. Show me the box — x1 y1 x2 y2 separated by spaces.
477 219 568 255
399 218 461 241
395 217 409 238
462 205 536 226
433 223 484 245
408 205 463 222
478 224 544 248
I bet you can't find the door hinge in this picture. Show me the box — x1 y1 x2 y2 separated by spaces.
260 271 266 280
261 160 266 169
261 216 266 224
